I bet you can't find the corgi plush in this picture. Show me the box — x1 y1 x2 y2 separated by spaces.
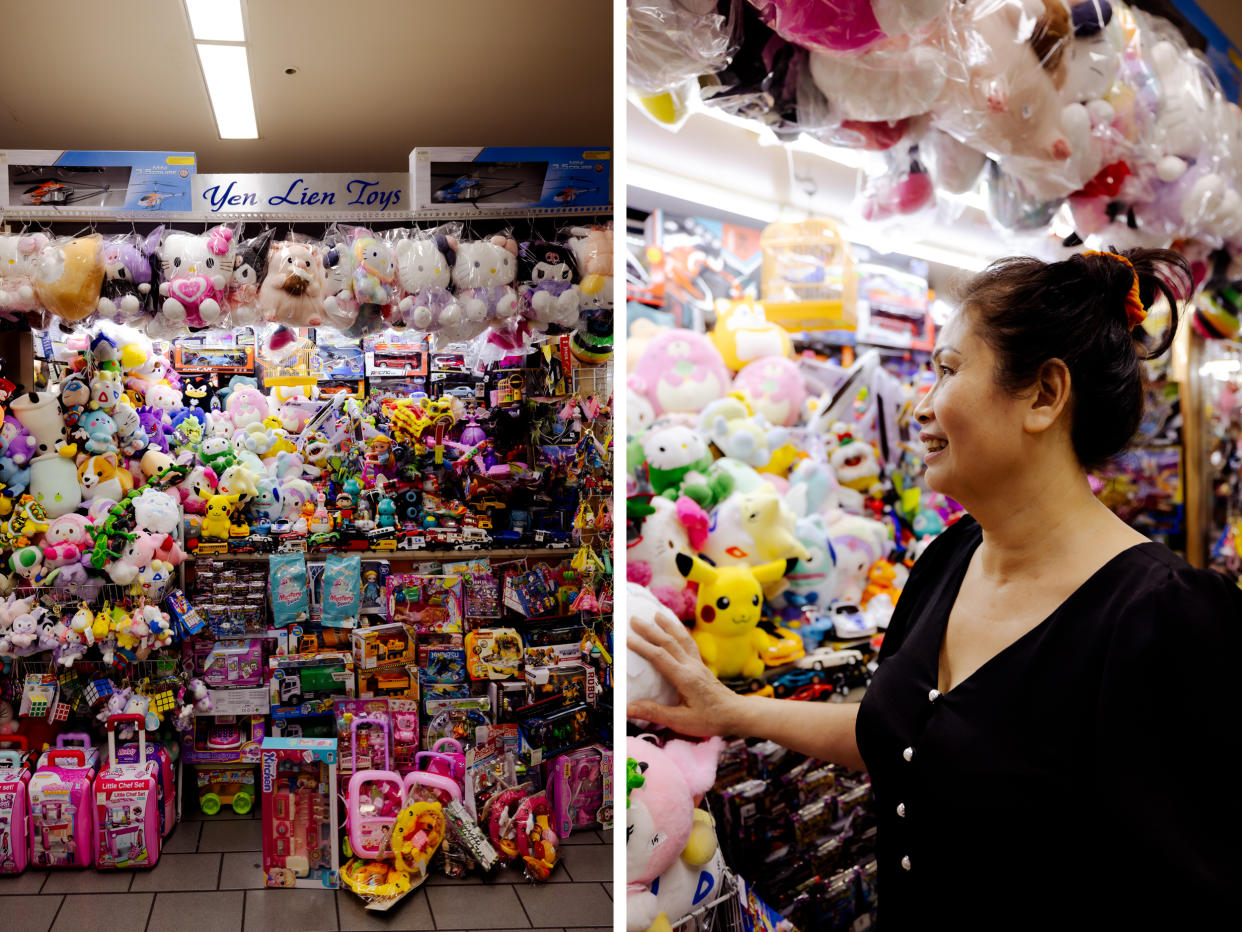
77 452 134 501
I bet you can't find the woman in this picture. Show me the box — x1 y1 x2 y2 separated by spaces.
628 249 1242 929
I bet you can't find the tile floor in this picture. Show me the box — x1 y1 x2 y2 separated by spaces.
0 812 615 931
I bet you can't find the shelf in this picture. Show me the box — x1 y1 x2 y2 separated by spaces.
187 547 576 563
0 205 613 224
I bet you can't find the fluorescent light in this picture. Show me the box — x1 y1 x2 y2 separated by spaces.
185 0 245 41
196 43 258 139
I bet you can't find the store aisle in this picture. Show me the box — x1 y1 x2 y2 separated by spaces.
0 814 613 932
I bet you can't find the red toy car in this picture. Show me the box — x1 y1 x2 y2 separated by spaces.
789 683 836 702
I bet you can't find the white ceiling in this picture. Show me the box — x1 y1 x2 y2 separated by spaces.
0 0 613 173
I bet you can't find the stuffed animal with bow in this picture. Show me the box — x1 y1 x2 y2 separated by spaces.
97 228 163 323
158 226 237 329
0 232 50 315
452 236 521 338
320 228 359 332
519 241 582 332
396 233 465 337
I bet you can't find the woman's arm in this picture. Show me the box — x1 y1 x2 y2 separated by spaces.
628 607 865 771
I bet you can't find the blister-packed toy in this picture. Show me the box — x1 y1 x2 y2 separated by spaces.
96 229 163 324
35 234 106 324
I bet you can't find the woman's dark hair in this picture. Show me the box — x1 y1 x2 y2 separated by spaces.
957 247 1191 469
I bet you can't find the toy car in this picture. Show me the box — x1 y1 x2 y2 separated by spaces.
196 766 256 816
794 648 867 695
789 683 836 702
770 667 823 698
827 601 877 639
758 623 806 666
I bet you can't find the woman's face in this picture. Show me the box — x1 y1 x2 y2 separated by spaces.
912 310 1031 504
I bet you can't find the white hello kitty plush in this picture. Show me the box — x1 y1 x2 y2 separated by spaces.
451 236 521 342
396 233 464 334
158 227 237 328
320 229 359 332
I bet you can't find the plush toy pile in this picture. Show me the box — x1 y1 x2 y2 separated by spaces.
0 223 614 361
629 0 1242 258
626 318 961 705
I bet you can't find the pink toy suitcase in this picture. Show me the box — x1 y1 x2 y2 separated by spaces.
0 736 33 874
38 733 99 772
94 714 161 869
116 740 176 838
29 747 96 868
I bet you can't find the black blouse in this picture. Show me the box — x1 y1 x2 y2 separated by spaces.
856 515 1242 930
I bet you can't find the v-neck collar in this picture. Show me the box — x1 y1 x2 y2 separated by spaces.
931 527 1160 697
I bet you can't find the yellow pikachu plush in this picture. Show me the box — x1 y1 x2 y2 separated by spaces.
676 553 793 681
200 493 240 540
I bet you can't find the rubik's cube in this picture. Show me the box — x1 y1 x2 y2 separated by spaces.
47 697 72 722
84 678 115 707
149 686 178 717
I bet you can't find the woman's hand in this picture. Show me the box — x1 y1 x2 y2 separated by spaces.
627 605 745 738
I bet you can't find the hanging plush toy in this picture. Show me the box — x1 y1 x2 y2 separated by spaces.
519 240 581 333
97 228 163 323
0 232 50 315
452 236 521 339
396 232 464 337
225 228 275 327
259 238 327 351
157 226 237 329
348 231 398 337
319 227 359 333
35 235 106 323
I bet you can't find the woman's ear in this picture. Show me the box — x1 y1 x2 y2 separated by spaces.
1024 358 1072 435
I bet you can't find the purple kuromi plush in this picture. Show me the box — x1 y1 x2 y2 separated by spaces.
98 227 163 323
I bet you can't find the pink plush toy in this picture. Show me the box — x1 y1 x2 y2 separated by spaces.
180 465 219 514
626 736 725 932
158 227 237 329
749 0 949 53
732 356 808 427
629 329 730 418
626 496 707 621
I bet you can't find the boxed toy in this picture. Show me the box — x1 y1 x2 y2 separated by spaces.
94 715 161 869
424 697 491 751
464 628 523 680
192 638 265 688
546 744 613 836
28 746 95 868
269 653 354 717
351 622 416 671
0 737 32 875
356 664 420 701
1 149 196 211
387 574 463 634
260 737 339 889
409 147 610 211
182 715 266 765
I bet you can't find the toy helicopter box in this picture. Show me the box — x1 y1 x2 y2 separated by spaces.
1 150 196 211
409 147 610 211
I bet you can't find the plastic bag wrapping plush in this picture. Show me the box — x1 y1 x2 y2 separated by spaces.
808 28 952 122
394 225 464 338
853 133 937 228
96 229 163 326
346 228 400 338
259 235 326 327
224 228 276 328
450 234 521 345
35 234 106 324
0 232 51 316
700 1 834 140
626 0 737 95
518 240 582 334
154 225 238 332
747 0 950 54
319 225 361 334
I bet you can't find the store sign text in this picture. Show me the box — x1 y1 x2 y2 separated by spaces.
194 173 406 214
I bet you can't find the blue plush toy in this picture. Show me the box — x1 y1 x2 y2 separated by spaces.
77 410 119 455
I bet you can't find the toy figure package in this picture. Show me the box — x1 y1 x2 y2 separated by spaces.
387 575 464 634
270 554 309 628
322 554 362 628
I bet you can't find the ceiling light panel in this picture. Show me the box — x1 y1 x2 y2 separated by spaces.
185 0 245 42
196 43 258 139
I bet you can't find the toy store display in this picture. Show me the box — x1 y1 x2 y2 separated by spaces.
1 214 614 902
628 0 1242 278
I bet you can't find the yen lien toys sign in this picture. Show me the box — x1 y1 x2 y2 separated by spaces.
194 173 406 214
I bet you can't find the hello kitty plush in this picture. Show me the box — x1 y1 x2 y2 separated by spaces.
519 241 582 332
320 228 359 332
629 329 731 418
97 228 163 322
452 236 521 340
395 233 464 334
0 232 50 314
225 228 275 327
158 226 237 328
626 496 707 620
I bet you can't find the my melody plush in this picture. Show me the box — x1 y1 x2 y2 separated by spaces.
395 232 464 336
97 228 163 323
626 735 727 932
158 226 237 328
